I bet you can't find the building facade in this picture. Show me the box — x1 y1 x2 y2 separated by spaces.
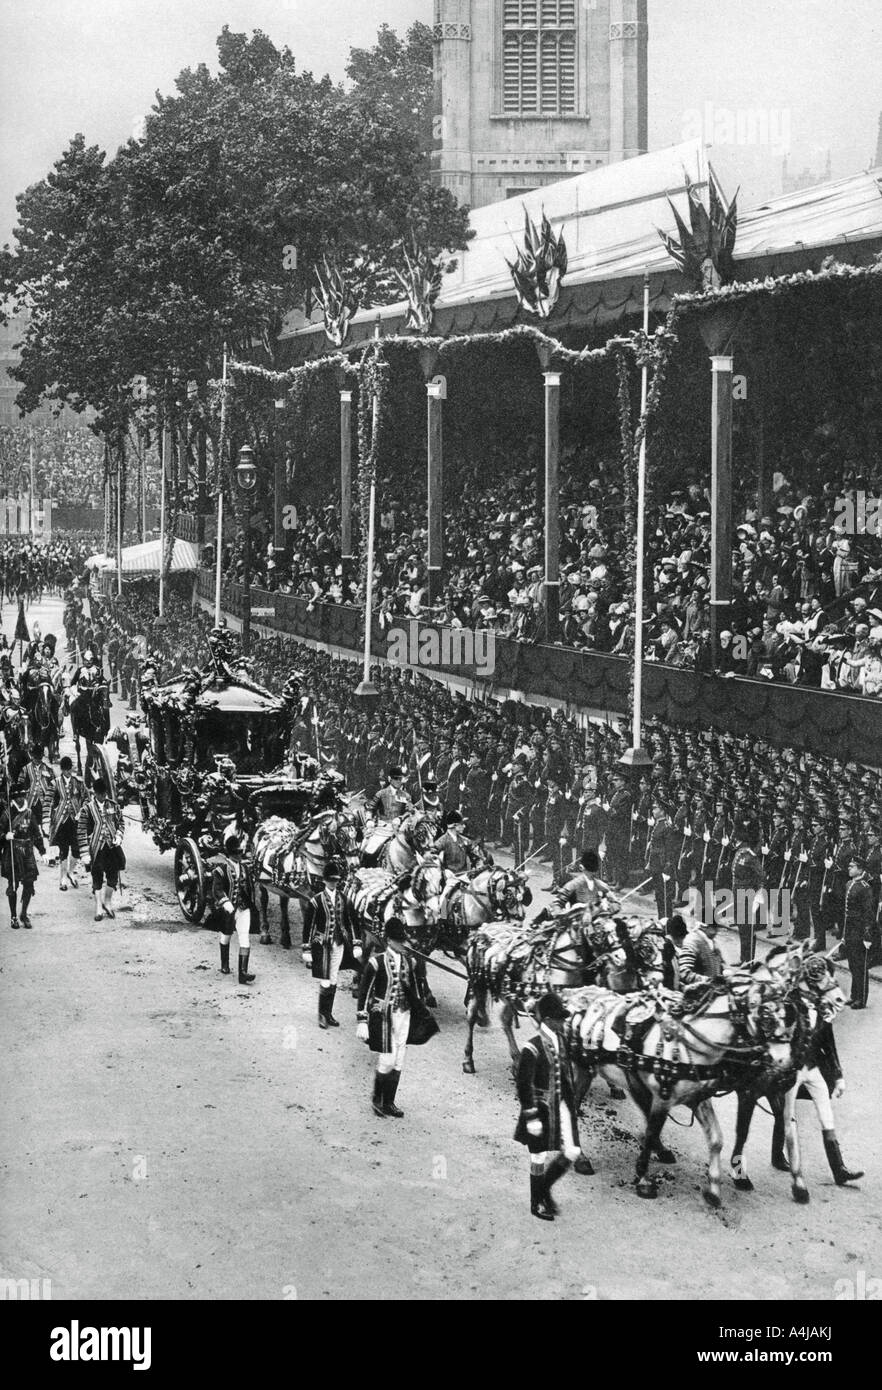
432 0 648 209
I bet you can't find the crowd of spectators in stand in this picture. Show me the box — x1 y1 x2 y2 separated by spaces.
0 423 161 511
216 431 882 696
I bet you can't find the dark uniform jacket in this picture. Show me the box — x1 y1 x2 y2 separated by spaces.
843 875 873 944
513 1027 578 1154
302 886 357 979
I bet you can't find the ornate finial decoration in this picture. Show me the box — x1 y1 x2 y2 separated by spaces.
313 256 364 348
393 243 448 334
659 168 739 292
506 208 568 319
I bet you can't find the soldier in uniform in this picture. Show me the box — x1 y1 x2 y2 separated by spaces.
514 992 588 1222
503 755 533 864
462 750 491 844
783 809 812 942
210 831 258 984
730 819 764 964
79 777 125 921
841 855 873 1009
0 772 45 929
605 772 632 890
542 776 572 891
827 816 857 944
302 858 357 1029
807 812 830 951
50 755 86 890
646 798 675 920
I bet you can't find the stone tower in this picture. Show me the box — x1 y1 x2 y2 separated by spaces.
431 0 648 209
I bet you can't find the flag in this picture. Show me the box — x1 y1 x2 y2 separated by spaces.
14 600 29 645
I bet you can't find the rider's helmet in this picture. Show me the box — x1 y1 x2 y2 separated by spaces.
83 648 95 664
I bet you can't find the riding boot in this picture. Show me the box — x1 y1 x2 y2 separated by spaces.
530 1173 554 1220
219 942 231 975
383 1070 404 1118
326 985 340 1027
238 950 255 984
541 1154 571 1214
771 1112 790 1171
20 887 33 929
372 1072 387 1118
822 1131 864 1185
318 986 329 1029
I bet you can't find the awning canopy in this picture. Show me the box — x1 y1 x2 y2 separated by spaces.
86 538 199 575
280 141 882 360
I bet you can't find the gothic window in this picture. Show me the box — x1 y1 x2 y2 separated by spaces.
502 0 576 114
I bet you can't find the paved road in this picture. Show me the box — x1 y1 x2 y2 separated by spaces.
1 595 879 1300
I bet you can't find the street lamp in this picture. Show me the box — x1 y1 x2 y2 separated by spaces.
237 443 257 654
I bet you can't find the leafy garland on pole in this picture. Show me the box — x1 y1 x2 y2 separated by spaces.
355 342 391 594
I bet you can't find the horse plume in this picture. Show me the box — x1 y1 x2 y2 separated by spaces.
658 168 739 292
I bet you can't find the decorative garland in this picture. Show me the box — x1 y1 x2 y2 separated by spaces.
673 252 882 313
355 343 391 594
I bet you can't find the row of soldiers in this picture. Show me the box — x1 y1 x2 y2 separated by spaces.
241 637 882 922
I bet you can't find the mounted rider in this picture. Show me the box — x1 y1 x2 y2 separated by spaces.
554 849 617 912
68 645 102 702
434 809 489 875
367 767 413 825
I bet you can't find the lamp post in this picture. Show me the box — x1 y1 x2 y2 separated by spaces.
237 443 257 655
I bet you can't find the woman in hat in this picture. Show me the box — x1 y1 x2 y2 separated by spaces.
356 918 431 1119
514 992 587 1221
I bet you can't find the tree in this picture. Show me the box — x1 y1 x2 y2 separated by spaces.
346 23 434 168
1 26 470 575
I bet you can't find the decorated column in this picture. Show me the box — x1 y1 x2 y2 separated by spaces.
419 345 444 609
426 378 445 608
543 370 561 642
340 389 354 568
709 353 734 659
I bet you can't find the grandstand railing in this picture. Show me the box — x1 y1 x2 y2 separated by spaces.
195 569 882 764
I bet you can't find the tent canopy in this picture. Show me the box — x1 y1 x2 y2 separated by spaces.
86 538 199 575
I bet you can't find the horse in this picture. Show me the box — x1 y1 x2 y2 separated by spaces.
436 865 532 955
359 811 436 874
728 949 847 1204
253 807 363 947
462 908 664 1077
69 679 111 774
564 962 800 1206
344 858 446 1005
25 674 62 760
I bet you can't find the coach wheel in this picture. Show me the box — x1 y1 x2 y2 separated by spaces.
175 837 206 923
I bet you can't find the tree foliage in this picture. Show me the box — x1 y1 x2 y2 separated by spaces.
0 25 470 573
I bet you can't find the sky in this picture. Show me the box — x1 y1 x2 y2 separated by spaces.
1 0 880 247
